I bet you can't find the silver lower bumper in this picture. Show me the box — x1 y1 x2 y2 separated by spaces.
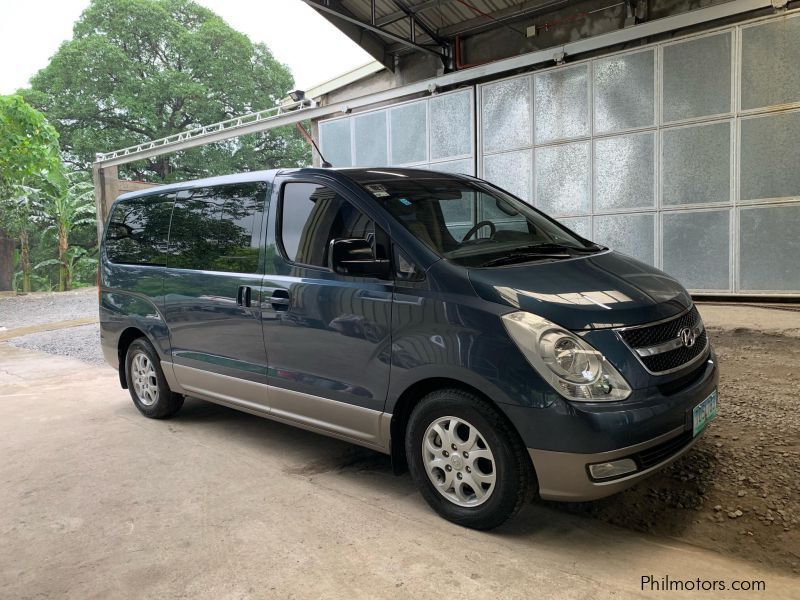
529 426 701 502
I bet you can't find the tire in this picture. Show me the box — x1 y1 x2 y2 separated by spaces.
124 338 184 419
406 389 534 530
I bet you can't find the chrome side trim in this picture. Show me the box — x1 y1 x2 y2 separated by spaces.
530 425 699 502
634 322 705 357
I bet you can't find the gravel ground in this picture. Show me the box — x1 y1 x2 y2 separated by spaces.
558 327 800 574
9 323 104 365
0 287 98 330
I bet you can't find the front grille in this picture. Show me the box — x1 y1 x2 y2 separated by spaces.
634 431 694 470
618 306 708 374
641 330 707 373
620 306 701 348
657 360 707 396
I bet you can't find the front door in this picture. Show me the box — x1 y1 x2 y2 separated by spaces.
260 177 392 448
163 181 270 410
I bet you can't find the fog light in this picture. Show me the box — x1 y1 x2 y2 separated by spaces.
588 458 637 480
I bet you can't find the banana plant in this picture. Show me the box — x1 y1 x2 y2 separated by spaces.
34 171 96 291
34 246 97 291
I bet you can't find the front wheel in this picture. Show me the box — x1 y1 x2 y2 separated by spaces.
405 389 534 530
124 338 184 419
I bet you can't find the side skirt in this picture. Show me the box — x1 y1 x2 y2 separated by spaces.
164 361 392 454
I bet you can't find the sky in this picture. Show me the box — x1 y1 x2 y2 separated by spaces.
0 0 373 95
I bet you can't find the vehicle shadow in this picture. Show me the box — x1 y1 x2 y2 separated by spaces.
160 396 749 569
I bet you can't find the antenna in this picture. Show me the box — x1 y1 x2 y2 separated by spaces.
295 122 332 168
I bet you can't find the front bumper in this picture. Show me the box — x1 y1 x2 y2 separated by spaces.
520 347 718 502
530 424 703 501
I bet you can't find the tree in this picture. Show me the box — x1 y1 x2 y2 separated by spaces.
35 172 97 291
0 95 62 292
24 0 310 182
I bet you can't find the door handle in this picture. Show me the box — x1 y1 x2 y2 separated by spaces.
269 289 291 311
237 285 253 307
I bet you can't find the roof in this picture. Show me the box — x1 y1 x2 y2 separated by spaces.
114 170 284 202
114 167 473 202
302 0 560 68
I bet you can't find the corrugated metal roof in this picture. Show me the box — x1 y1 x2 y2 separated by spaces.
339 0 559 46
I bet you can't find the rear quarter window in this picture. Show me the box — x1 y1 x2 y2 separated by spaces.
104 194 173 266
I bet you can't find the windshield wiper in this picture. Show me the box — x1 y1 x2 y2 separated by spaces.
480 252 570 268
513 242 603 254
478 242 603 268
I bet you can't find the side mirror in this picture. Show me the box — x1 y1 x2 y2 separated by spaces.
328 238 391 279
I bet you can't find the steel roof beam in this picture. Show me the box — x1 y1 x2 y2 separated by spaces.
302 0 447 58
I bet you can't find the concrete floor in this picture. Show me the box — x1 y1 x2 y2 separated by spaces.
1 344 797 599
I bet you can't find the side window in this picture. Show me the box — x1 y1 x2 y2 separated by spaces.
215 183 266 273
105 194 173 266
280 182 374 269
167 183 265 273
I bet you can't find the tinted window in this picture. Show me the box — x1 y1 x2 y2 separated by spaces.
105 194 173 266
167 183 265 273
280 183 374 268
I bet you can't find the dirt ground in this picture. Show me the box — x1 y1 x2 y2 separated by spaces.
557 325 800 574
1 291 799 578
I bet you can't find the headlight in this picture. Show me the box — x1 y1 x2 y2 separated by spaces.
502 311 631 402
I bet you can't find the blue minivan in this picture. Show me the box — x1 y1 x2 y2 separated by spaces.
99 167 718 529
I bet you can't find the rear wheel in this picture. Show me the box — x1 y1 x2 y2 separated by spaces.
124 338 183 419
406 389 533 530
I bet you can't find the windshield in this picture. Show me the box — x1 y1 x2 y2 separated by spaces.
360 177 603 268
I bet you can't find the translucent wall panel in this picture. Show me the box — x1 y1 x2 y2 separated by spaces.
390 101 427 165
534 65 589 143
353 111 387 167
481 76 532 153
740 111 800 200
739 204 800 291
593 132 655 212
319 118 352 167
662 122 731 206
741 17 800 110
535 142 590 216
557 217 591 240
593 213 655 265
662 210 730 290
429 158 474 176
662 32 732 122
593 50 655 134
430 90 472 160
483 150 532 203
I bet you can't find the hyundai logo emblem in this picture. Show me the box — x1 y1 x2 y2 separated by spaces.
679 327 697 348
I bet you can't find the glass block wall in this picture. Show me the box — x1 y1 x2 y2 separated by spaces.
318 12 800 295
478 13 800 294
319 88 475 177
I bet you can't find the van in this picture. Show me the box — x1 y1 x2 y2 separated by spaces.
99 168 718 529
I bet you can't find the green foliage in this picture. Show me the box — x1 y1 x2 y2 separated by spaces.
0 95 61 194
24 0 310 181
34 170 98 291
34 246 98 289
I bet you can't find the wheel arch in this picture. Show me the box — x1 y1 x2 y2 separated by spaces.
389 377 534 480
117 326 149 389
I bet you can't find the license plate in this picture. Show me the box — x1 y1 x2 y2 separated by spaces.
692 389 717 437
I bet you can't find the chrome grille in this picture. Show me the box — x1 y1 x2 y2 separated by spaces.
618 306 709 375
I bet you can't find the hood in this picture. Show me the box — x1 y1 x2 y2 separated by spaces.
467 250 691 330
